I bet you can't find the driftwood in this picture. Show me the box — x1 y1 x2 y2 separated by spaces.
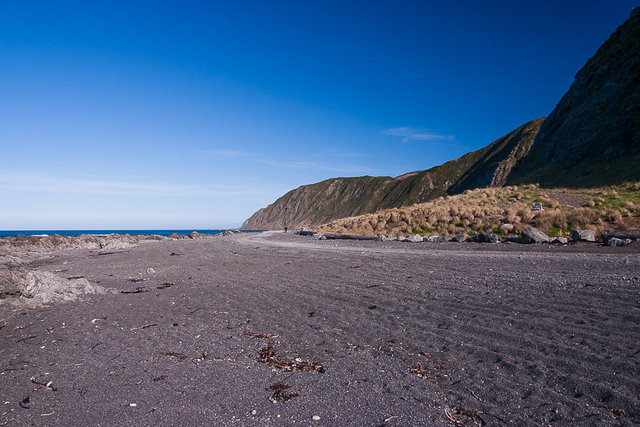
322 233 379 241
601 229 640 241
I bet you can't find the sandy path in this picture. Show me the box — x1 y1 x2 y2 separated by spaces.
1 232 639 425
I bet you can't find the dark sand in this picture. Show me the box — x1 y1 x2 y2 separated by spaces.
1 231 639 425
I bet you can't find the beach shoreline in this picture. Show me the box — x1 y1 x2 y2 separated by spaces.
1 231 639 425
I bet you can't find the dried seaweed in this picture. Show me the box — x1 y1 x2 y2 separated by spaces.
156 283 174 290
267 382 299 403
120 286 150 294
257 346 324 373
409 362 438 383
444 406 486 426
245 332 280 339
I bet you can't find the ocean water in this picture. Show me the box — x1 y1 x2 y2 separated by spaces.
0 229 260 238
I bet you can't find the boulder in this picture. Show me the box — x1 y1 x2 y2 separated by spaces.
169 233 186 239
572 229 596 242
377 235 397 241
1 267 110 307
427 235 451 243
521 227 551 244
552 237 569 244
469 233 500 243
499 224 514 234
451 234 467 243
601 229 640 241
403 234 424 243
606 237 632 247
312 234 327 240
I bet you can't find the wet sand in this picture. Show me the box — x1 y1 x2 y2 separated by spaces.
1 231 639 425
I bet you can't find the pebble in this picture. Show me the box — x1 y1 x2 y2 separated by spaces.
130 403 137 407
312 415 320 421
251 410 257 415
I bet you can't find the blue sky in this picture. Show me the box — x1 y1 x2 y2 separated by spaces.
0 1 636 229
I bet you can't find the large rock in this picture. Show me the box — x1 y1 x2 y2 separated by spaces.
469 233 500 243
606 237 632 247
427 235 451 243
403 234 424 243
0 267 110 308
552 237 569 244
521 227 551 243
601 229 640 241
572 229 596 242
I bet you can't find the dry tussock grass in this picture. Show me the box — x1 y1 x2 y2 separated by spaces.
315 183 640 237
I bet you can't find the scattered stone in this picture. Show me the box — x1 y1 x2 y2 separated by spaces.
169 233 186 239
222 230 236 236
451 234 467 243
607 237 632 247
469 233 500 243
312 234 327 240
499 224 514 234
323 233 378 241
312 415 321 421
377 235 397 241
601 229 640 241
572 229 596 242
427 235 451 243
146 268 156 274
521 227 551 244
188 231 201 239
403 234 423 243
552 237 569 244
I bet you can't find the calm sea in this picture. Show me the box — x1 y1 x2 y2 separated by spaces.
0 229 260 238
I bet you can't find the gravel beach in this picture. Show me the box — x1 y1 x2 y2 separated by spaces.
1 231 639 426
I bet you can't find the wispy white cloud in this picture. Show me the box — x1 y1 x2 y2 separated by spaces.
381 127 454 143
0 173 271 197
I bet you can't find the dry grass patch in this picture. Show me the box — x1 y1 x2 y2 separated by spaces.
315 183 640 237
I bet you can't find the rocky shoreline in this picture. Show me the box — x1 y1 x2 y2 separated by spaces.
1 231 638 425
303 227 640 246
0 231 238 307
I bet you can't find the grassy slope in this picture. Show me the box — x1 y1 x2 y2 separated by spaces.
315 183 640 237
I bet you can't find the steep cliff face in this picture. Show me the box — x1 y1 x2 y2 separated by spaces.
243 9 640 230
243 119 543 229
509 8 640 187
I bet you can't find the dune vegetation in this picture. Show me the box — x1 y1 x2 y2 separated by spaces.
315 183 640 237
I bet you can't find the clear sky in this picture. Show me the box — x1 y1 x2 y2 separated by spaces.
0 1 636 229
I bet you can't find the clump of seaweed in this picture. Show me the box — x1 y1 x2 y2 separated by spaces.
257 346 325 373
267 382 299 403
